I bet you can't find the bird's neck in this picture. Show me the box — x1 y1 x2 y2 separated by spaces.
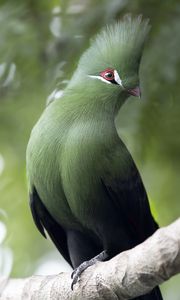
65 83 126 121
61 88 124 155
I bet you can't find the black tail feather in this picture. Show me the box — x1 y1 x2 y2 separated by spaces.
30 187 72 266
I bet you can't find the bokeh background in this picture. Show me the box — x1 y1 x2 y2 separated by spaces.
0 0 179 298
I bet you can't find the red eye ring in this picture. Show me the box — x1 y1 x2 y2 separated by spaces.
100 68 114 81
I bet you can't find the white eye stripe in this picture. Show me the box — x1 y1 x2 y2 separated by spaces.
88 75 111 84
114 70 123 86
89 70 123 87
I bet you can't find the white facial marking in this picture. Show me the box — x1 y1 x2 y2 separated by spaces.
89 70 124 87
114 70 123 87
88 75 111 85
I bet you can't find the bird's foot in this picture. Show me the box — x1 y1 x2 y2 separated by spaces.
71 250 108 290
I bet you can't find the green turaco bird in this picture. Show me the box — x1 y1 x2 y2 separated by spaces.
26 16 163 299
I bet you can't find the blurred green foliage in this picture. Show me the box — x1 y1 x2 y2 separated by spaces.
0 0 179 298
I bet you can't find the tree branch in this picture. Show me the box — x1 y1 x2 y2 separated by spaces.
0 219 180 300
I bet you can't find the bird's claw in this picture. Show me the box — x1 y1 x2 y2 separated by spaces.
71 269 75 279
71 267 82 290
71 250 108 290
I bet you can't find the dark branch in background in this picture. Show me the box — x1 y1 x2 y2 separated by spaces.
0 219 179 300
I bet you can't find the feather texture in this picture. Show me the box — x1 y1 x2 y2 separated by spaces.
69 15 150 88
26 16 162 299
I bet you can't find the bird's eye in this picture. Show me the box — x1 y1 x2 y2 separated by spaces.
105 72 113 79
100 68 115 81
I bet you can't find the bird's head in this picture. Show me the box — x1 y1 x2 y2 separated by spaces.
68 15 150 106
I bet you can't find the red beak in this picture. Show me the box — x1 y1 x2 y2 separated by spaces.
127 86 141 98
